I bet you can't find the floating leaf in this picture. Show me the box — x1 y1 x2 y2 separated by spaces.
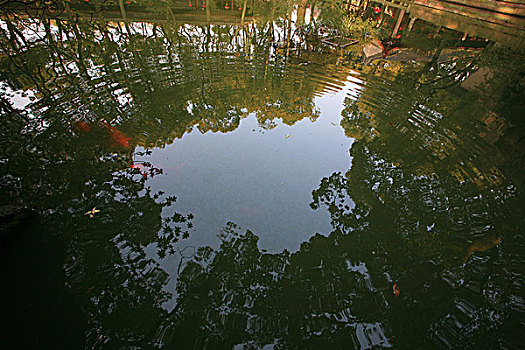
84 207 100 219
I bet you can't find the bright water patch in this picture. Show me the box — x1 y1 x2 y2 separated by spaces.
137 84 354 253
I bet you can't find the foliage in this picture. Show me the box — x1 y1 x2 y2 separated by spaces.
314 3 379 41
475 44 525 126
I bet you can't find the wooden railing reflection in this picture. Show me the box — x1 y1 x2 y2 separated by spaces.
348 0 525 48
1 0 254 26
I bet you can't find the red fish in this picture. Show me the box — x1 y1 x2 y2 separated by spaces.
130 163 164 179
130 163 148 178
101 121 132 148
393 284 400 298
75 120 91 132
372 6 381 14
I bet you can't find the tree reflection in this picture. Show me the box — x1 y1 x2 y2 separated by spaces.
156 31 523 350
162 145 520 348
0 11 353 347
0 9 348 206
1 5 523 349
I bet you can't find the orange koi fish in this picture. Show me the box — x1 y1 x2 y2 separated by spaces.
101 121 132 148
393 284 400 298
75 120 91 132
130 163 148 178
130 162 164 179
463 233 501 264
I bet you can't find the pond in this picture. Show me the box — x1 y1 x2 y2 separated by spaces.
1 2 524 349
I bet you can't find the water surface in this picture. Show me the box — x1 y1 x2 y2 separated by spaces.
0 11 524 349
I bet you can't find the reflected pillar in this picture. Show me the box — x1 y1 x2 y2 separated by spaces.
118 0 128 22
377 5 385 27
361 0 369 15
241 0 248 26
206 0 211 23
408 17 416 31
392 8 405 38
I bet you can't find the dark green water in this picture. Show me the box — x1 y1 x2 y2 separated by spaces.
0 12 524 350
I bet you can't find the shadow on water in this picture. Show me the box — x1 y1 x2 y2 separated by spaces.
0 1 524 348
0 211 86 348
